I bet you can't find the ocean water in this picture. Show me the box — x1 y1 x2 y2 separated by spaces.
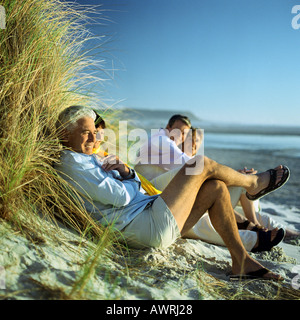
203 132 300 159
202 132 300 224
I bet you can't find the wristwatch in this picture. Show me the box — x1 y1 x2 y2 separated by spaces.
125 168 135 179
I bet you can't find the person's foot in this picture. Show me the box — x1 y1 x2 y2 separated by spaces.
285 228 300 238
246 165 289 200
232 256 283 281
252 228 279 250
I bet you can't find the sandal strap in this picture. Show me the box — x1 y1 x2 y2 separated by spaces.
247 267 270 278
237 220 250 230
246 166 290 201
251 230 273 253
237 220 265 232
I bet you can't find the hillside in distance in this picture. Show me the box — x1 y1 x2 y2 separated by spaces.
116 107 300 135
117 107 201 129
120 107 201 122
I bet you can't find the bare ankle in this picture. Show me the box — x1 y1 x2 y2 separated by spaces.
246 175 259 194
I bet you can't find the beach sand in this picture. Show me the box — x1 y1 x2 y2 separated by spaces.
0 148 300 300
0 216 299 300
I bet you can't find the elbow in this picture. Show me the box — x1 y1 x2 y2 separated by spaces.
107 190 133 208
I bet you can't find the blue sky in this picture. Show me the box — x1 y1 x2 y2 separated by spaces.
76 0 300 126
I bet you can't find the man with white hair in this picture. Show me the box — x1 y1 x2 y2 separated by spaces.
55 105 290 281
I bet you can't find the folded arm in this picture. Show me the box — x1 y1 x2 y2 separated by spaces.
57 153 141 208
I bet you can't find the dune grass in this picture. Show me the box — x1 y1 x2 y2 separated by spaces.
0 0 136 300
1 0 299 301
0 0 139 300
0 0 101 236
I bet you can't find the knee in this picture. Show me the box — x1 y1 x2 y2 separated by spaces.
205 179 228 195
185 155 212 176
185 155 205 175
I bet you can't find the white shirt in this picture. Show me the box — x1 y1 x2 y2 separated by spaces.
136 128 191 172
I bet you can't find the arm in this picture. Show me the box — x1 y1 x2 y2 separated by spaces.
58 153 140 207
101 154 131 178
153 135 191 167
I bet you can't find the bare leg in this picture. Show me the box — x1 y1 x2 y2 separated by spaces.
160 157 284 279
234 209 267 231
239 193 261 225
234 210 250 224
181 180 280 278
161 156 285 231
200 156 285 194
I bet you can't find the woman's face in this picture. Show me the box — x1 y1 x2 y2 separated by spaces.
94 125 105 150
193 130 202 155
184 129 202 157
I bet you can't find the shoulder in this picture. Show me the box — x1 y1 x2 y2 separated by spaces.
151 129 171 144
59 150 96 168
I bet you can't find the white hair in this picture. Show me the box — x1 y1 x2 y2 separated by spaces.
57 106 96 132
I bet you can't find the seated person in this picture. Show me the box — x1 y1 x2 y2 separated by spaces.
92 111 162 196
133 118 286 250
134 114 192 180
92 114 288 252
55 105 291 280
181 127 299 239
93 111 106 155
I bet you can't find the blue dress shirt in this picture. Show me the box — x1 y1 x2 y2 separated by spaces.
55 150 159 231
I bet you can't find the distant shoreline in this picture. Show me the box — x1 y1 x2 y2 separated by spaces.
201 126 300 136
117 108 300 136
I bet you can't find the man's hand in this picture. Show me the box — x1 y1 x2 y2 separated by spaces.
101 155 130 178
238 167 258 175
